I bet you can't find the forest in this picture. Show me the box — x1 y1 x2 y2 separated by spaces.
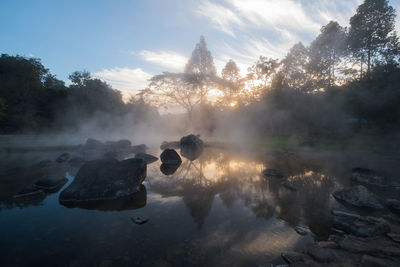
1 0 399 142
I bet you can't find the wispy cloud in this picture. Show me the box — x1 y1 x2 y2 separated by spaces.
94 67 152 99
138 50 188 72
196 1 243 37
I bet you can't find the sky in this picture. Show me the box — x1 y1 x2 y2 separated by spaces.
1 0 400 98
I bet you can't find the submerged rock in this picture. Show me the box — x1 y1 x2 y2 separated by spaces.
56 152 70 163
262 169 284 178
180 134 203 161
160 149 182 164
34 175 68 192
59 158 146 204
131 216 149 225
160 162 181 175
332 185 384 209
351 167 385 185
333 215 390 237
134 153 158 164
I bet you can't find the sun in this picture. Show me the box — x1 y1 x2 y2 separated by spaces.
230 101 237 107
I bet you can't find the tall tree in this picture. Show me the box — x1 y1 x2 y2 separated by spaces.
185 36 216 76
280 42 311 92
348 0 397 77
220 59 242 107
309 21 347 88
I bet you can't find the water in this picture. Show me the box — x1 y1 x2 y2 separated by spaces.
0 146 399 266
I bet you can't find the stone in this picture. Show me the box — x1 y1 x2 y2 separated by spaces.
262 169 284 178
56 152 70 163
160 149 182 164
180 134 203 161
134 153 158 164
351 167 385 185
160 162 181 175
34 175 68 192
333 215 390 237
332 185 384 209
59 158 146 204
361 254 397 267
130 216 148 225
331 209 360 218
386 199 400 215
281 251 308 264
13 185 45 200
295 226 307 235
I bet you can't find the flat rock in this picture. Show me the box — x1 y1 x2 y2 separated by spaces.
134 153 158 164
59 158 146 204
333 215 390 237
35 175 68 192
262 169 284 178
332 185 384 209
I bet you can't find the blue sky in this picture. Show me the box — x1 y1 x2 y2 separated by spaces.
1 0 399 98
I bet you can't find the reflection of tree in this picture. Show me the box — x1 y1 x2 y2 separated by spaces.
150 149 337 236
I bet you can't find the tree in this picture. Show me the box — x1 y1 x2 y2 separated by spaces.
348 0 397 77
219 59 242 107
309 21 347 88
279 42 311 92
185 36 216 76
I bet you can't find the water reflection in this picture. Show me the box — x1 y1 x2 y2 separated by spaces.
151 148 336 236
60 184 147 211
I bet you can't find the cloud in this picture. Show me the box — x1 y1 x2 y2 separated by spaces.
138 50 188 72
196 1 243 37
94 67 152 99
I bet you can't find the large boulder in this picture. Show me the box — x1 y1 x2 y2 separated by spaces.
160 162 181 175
160 149 182 164
332 185 384 209
134 153 158 164
59 158 146 204
180 134 203 160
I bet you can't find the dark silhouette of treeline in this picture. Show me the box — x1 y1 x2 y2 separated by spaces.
0 55 158 133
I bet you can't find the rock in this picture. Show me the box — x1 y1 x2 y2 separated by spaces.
351 167 385 185
331 209 360 218
160 149 182 164
180 134 203 160
85 138 105 150
34 175 68 192
333 215 390 237
56 152 70 163
317 241 339 249
387 232 400 243
160 162 181 175
68 156 85 166
38 160 52 168
360 254 397 267
386 199 400 215
130 216 148 225
295 226 307 235
281 251 308 264
332 185 384 209
13 185 45 200
134 153 158 164
339 235 400 256
306 246 336 263
262 169 284 178
59 158 146 204
281 181 297 191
